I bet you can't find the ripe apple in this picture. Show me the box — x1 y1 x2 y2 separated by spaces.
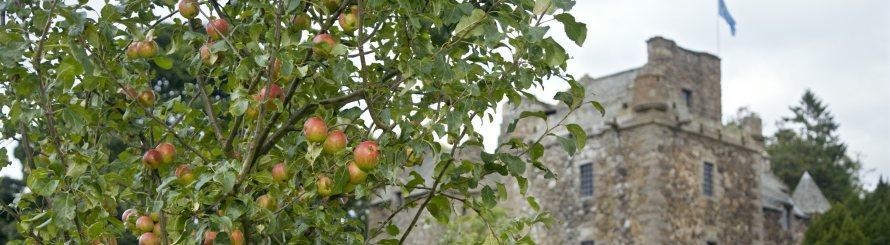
347 161 367 184
317 175 333 197
155 143 176 165
152 223 161 235
199 43 219 65
229 229 245 245
291 13 310 32
303 117 328 143
202 230 218 245
323 0 340 12
252 84 283 102
257 194 276 210
138 90 156 106
137 41 158 58
323 130 347 154
178 0 198 19
271 163 288 182
142 149 163 169
353 140 379 171
138 232 160 245
126 42 140 59
175 164 195 184
135 215 154 232
206 18 231 40
312 33 337 56
338 10 358 33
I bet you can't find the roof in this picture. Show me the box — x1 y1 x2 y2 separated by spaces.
791 172 831 214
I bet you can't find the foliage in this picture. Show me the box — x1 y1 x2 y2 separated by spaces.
767 90 861 202
0 177 25 243
0 0 592 243
437 207 510 244
803 203 868 245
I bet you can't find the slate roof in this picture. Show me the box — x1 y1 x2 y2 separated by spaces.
791 172 831 214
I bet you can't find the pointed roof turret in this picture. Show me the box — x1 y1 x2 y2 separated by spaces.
792 172 831 214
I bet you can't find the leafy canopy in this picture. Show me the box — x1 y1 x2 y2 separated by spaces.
0 0 592 243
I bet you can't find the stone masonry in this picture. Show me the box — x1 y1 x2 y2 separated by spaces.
368 37 829 244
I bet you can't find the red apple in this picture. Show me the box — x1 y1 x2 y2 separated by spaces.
138 232 160 245
137 41 158 58
202 230 218 245
126 42 140 59
135 215 154 232
138 90 156 106
291 13 310 32
347 161 367 184
155 143 176 165
353 140 379 171
312 33 337 56
257 194 276 210
199 43 219 65
317 175 333 197
178 0 198 19
142 149 163 169
323 130 347 154
338 10 357 33
230 229 244 245
175 164 195 184
271 163 288 182
303 117 328 143
252 84 283 102
206 18 231 40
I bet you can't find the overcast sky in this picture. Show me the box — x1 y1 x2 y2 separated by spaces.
3 0 888 189
524 0 889 189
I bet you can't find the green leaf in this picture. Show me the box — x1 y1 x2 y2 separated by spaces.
542 37 567 67
454 9 486 37
386 224 400 236
229 99 248 116
530 142 545 161
426 195 451 224
153 56 174 70
533 0 554 16
591 101 605 116
526 196 540 211
566 124 587 151
554 13 587 46
556 135 576 156
27 169 59 196
501 154 526 176
0 148 8 169
481 186 496 208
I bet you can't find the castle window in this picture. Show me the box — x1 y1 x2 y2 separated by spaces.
706 241 716 245
682 88 693 108
581 241 594 245
580 163 594 197
703 162 714 197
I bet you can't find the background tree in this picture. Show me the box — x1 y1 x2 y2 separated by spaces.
803 203 868 245
0 0 592 244
767 90 861 202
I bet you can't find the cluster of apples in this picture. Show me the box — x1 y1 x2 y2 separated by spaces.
120 86 156 107
142 143 176 169
125 40 159 59
300 117 379 197
120 209 163 245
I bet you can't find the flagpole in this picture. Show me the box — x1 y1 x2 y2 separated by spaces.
715 2 721 56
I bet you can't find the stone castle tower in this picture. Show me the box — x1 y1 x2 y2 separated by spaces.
498 36 829 244
367 37 829 244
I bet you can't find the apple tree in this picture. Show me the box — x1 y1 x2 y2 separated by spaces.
0 0 594 243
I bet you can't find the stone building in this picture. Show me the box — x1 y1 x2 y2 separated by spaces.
368 37 830 244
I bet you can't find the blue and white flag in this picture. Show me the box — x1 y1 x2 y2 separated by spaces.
718 0 737 36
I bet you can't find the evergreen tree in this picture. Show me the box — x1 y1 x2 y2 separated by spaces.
803 203 868 245
767 90 861 202
851 178 890 245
